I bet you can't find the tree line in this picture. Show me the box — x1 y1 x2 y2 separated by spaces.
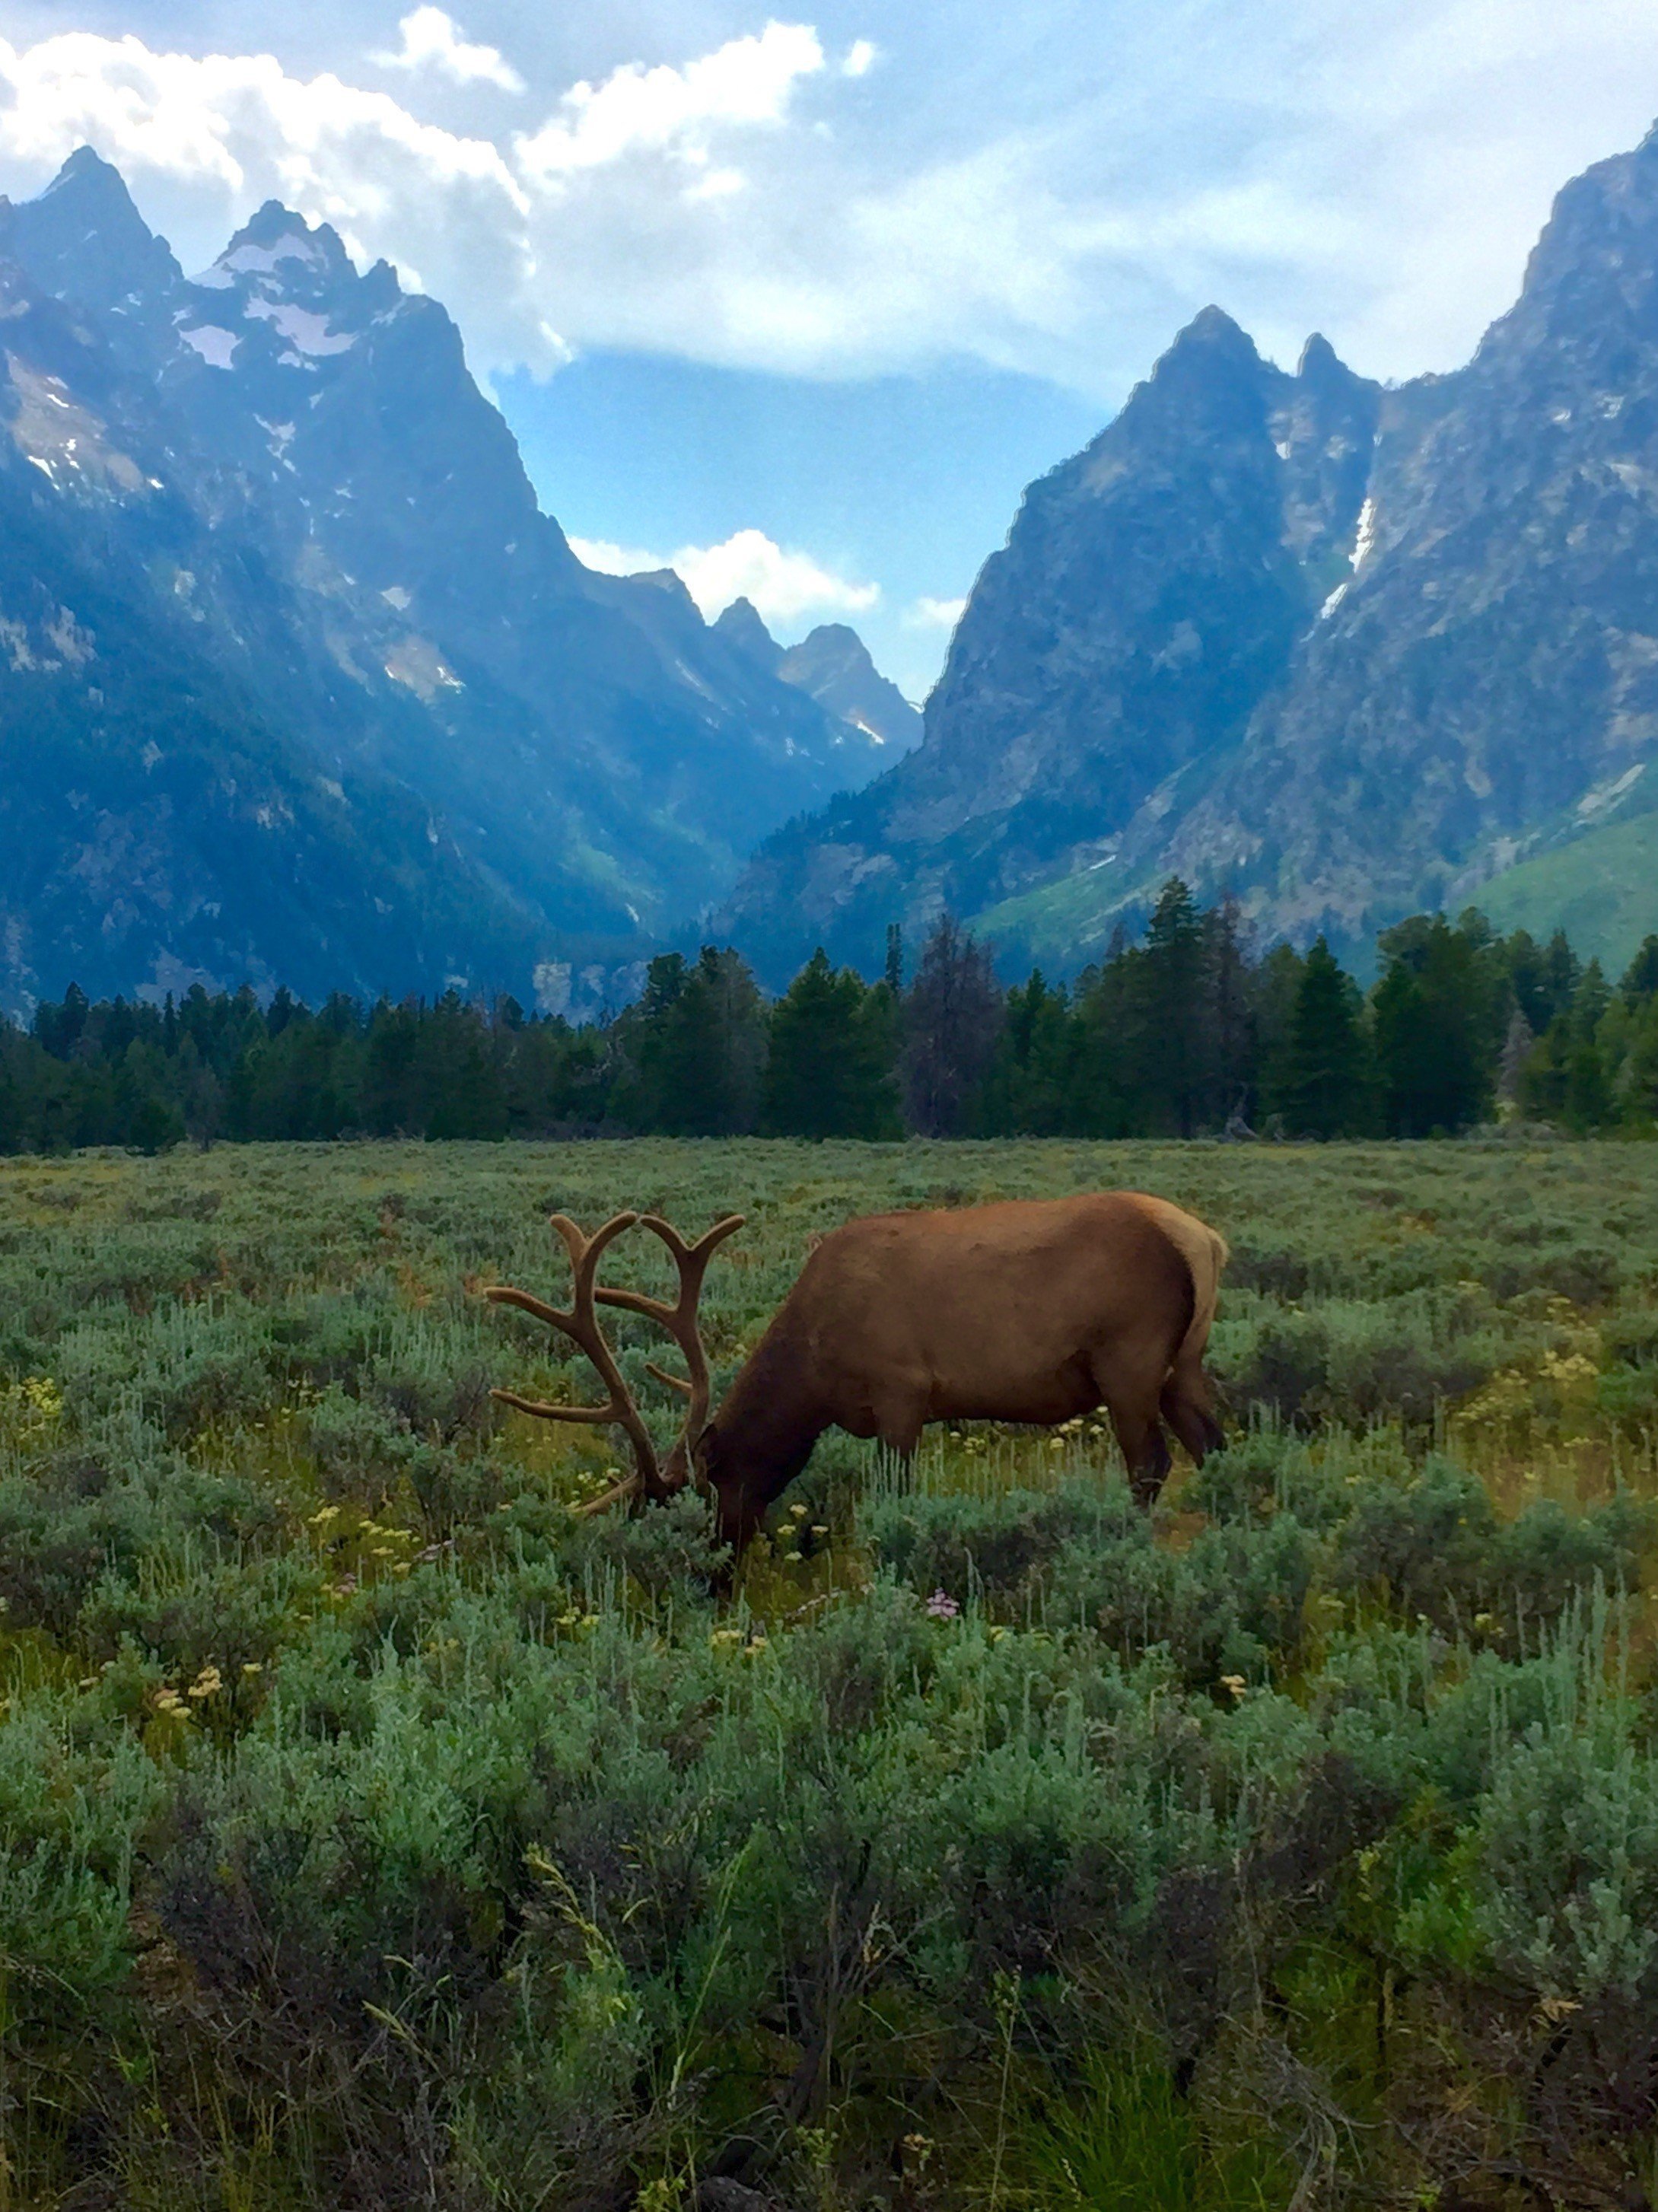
3 883 1656 1152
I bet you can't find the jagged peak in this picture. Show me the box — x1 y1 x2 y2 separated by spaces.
31 147 158 246
1297 331 1342 380
214 202 358 287
41 146 130 200
1139 305 1266 401
8 145 181 306
714 596 783 667
635 567 699 610
1168 304 1255 357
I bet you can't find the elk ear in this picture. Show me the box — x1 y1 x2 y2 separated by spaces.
694 1423 724 1478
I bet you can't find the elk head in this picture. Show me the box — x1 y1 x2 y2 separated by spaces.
482 1210 744 1516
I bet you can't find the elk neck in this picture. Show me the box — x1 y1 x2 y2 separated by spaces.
705 1318 828 1500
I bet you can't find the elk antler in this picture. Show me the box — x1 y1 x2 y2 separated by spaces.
483 1211 668 1512
483 1210 746 1518
594 1214 746 1489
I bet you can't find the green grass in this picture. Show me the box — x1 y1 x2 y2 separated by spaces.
1 1135 1657 2209
1473 801 1658 975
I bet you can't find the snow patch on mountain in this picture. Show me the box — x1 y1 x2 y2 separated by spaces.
243 298 356 355
221 234 326 278
180 325 239 368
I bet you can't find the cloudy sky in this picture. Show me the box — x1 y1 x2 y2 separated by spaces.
3 2 1658 695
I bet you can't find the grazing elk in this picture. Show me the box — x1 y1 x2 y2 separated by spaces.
484 1192 1227 1555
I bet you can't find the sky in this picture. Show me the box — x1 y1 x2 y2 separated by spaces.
3 3 1658 696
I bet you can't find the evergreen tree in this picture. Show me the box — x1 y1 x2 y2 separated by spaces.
1063 956 1137 1138
361 1001 422 1136
1277 937 1371 1137
979 971 1078 1135
1562 963 1615 1132
1372 914 1503 1136
1129 879 1210 1135
765 951 900 1138
884 923 905 996
420 995 508 1141
615 948 765 1135
1621 934 1658 1005
1204 893 1256 1127
1252 942 1306 1131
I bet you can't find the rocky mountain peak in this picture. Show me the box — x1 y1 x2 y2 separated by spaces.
713 597 784 672
196 203 401 343
210 202 364 294
710 601 919 758
0 145 181 333
1087 303 1278 477
775 625 921 755
1295 331 1345 387
1152 304 1262 387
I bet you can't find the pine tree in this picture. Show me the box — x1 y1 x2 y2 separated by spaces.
980 970 1078 1134
1560 961 1614 1132
617 947 764 1135
1278 937 1370 1137
884 923 904 996
1621 934 1658 1005
1063 956 1135 1138
765 951 899 1138
1204 893 1256 1127
1372 915 1501 1136
1132 879 1209 1135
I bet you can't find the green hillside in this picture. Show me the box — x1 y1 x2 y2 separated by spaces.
1474 807 1658 973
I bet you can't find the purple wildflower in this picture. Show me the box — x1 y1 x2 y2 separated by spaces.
925 1588 960 1620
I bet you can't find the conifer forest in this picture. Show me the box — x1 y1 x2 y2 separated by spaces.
4 906 1658 2209
6 887 1658 1155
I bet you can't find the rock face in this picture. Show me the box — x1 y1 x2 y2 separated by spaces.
715 599 922 757
720 126 1658 981
0 153 880 1011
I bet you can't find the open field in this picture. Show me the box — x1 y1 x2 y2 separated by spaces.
3 1135 1658 2210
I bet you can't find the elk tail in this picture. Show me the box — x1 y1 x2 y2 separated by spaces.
1128 1195 1229 1366
1175 1219 1229 1367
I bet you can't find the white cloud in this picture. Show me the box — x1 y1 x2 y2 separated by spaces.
906 595 966 630
0 28 551 364
373 8 523 94
515 23 823 183
570 528 878 625
2 5 1658 395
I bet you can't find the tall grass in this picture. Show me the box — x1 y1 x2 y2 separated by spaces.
0 1135 1655 2207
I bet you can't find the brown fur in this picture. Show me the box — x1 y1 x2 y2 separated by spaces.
689 1190 1229 1551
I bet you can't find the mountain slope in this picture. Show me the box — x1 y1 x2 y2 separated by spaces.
1473 764 1658 976
722 126 1658 978
0 263 550 1003
718 315 1380 979
0 151 866 1011
1159 124 1658 947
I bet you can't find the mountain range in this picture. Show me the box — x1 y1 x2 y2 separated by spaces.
0 151 912 1017
721 126 1658 983
7 127 1658 1015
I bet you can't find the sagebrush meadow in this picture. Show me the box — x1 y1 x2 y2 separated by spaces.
3 1135 1658 2208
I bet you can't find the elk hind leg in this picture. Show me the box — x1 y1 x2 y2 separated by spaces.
1160 1354 1224 1462
1089 1348 1172 1507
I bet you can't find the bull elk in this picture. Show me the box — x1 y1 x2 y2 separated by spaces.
484 1192 1228 1554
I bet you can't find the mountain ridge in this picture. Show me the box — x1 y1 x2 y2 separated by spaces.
0 151 909 1014
718 125 1658 982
